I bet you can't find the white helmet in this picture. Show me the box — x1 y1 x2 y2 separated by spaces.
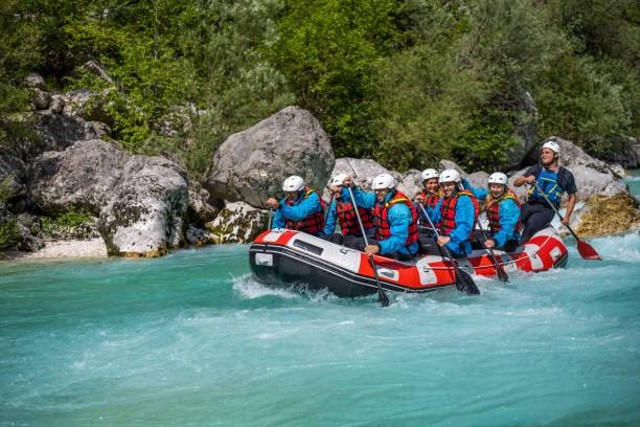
282 175 304 192
542 140 560 154
330 173 348 187
421 168 439 181
371 173 395 190
487 172 508 186
438 169 461 184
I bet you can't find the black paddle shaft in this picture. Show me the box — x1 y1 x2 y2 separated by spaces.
346 186 390 307
531 181 602 260
417 203 480 295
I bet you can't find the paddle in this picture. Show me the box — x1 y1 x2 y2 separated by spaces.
347 186 390 307
532 181 602 260
417 204 480 295
323 195 334 225
267 207 273 230
472 215 509 282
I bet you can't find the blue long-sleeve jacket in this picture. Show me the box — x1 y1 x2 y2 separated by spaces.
272 190 323 231
348 187 418 256
463 180 520 247
430 193 475 257
491 198 521 247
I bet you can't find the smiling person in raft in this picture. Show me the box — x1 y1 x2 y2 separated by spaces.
513 140 577 242
427 169 480 258
340 173 419 261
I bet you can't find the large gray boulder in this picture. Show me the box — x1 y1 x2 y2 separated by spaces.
29 139 128 214
605 138 640 169
328 158 421 197
99 156 189 257
205 201 269 244
0 155 26 199
206 106 335 208
32 113 106 156
28 139 190 257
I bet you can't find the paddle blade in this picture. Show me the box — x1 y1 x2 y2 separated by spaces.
496 264 509 283
378 289 390 307
577 240 602 260
456 269 480 295
368 254 391 307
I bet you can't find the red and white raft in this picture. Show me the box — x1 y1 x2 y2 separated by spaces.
249 227 568 297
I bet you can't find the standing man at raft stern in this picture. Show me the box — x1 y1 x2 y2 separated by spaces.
465 172 522 251
344 173 419 261
266 175 325 236
429 169 479 258
321 174 374 245
513 140 577 241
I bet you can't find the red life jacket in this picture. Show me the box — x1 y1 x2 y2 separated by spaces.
284 187 325 235
418 190 440 209
486 191 522 233
439 190 479 235
373 190 419 246
336 201 373 236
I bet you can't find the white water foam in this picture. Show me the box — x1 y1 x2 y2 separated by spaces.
231 273 299 299
590 231 640 262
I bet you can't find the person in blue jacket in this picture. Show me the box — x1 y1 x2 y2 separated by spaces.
342 173 419 261
321 174 375 245
513 140 577 241
266 175 325 236
429 169 478 258
464 172 521 251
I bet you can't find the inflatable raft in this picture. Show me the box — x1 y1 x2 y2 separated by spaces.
248 227 568 297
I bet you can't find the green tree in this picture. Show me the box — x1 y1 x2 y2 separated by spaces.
0 0 42 152
269 0 399 158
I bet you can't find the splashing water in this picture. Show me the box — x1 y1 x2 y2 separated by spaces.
1 176 639 426
2 235 639 427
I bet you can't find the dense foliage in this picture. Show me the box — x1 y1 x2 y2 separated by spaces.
0 177 19 249
1 0 638 173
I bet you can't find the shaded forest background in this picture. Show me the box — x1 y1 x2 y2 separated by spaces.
1 0 639 177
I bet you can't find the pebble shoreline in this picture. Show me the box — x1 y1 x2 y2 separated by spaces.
0 238 108 262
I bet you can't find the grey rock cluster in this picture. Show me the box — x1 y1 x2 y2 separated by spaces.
2 72 637 257
205 106 334 208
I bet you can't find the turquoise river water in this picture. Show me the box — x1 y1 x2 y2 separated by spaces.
1 176 640 427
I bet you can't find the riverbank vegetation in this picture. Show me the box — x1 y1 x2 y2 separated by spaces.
1 0 638 175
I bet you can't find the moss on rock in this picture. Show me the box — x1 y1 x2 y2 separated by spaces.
575 193 640 238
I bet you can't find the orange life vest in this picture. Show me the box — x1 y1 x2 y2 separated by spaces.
486 192 522 233
336 201 373 236
373 190 419 245
284 187 325 235
439 190 479 235
418 190 440 209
